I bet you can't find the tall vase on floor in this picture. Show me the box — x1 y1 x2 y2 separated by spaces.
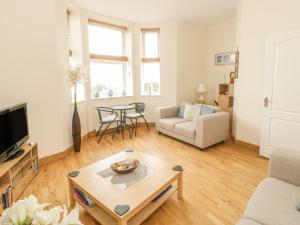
72 87 81 152
67 64 89 152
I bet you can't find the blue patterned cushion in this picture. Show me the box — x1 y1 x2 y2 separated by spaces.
177 105 185 118
200 105 215 116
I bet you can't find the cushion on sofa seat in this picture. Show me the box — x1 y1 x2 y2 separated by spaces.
236 218 262 225
243 177 300 225
175 121 196 139
159 118 188 131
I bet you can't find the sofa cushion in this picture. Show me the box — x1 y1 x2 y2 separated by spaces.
243 177 300 225
200 105 215 115
176 104 186 118
159 118 188 131
236 218 261 225
183 104 194 120
175 121 196 139
202 104 222 112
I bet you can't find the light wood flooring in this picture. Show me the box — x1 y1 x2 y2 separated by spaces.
22 128 268 225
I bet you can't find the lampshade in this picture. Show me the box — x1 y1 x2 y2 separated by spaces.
196 83 207 93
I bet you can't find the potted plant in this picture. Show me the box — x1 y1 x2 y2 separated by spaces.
92 84 107 98
67 64 89 152
0 195 82 225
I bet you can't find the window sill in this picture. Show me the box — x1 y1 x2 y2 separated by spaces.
91 95 134 100
140 94 162 97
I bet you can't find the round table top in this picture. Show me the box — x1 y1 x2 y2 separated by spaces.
109 104 135 110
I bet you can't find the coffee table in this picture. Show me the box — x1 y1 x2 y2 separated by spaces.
67 150 183 225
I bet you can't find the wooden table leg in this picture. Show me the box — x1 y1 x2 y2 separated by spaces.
118 219 127 225
177 171 183 200
68 179 75 208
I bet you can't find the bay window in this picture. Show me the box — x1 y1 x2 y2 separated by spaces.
141 28 160 96
88 19 132 98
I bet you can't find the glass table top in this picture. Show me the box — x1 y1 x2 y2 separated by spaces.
97 163 153 190
109 104 135 110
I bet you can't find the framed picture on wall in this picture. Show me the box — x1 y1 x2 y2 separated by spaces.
215 52 236 65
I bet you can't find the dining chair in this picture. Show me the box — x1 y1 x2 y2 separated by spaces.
96 107 120 143
125 102 149 136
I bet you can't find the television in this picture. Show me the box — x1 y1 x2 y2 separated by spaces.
0 103 29 163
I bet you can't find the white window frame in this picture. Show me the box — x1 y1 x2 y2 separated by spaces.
141 28 161 96
88 19 131 99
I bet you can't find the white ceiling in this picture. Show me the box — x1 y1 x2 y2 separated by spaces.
74 0 238 25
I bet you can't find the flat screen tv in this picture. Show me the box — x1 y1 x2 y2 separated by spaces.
0 103 29 163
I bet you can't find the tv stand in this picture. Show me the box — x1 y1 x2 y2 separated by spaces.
3 148 25 163
0 143 39 214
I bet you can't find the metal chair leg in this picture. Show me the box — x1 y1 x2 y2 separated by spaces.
96 123 104 136
129 118 134 133
135 118 138 136
142 116 150 131
124 120 132 138
116 121 120 134
98 122 112 143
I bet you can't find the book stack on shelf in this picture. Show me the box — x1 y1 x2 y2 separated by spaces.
1 186 12 211
32 157 39 175
73 188 94 207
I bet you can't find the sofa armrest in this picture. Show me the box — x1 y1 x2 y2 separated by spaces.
269 149 300 186
156 106 179 120
195 112 230 148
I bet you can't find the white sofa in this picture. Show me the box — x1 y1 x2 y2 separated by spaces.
156 105 230 149
236 149 300 225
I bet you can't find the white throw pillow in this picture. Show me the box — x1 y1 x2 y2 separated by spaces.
192 104 202 119
183 104 194 120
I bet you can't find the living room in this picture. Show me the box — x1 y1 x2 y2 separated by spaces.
0 0 300 225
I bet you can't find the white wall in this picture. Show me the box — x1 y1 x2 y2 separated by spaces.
204 18 236 103
234 0 300 145
0 0 72 157
177 22 205 104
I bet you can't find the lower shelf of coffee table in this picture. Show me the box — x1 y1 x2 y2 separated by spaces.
75 184 177 225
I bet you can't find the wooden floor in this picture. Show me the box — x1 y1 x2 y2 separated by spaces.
22 128 268 225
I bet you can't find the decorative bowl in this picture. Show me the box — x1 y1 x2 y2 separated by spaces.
111 159 139 174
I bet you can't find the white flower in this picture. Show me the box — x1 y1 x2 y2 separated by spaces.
1 200 31 225
67 64 89 87
58 206 82 225
32 207 62 225
24 195 49 217
0 195 82 225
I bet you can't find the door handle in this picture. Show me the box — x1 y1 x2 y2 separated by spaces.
264 97 272 107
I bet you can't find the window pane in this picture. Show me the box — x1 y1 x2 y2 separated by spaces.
141 62 160 95
144 32 159 58
88 25 123 56
90 61 126 98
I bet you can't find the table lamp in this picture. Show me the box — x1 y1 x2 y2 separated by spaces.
196 83 207 103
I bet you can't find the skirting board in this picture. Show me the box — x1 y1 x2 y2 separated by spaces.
232 135 259 152
39 133 89 166
39 122 155 166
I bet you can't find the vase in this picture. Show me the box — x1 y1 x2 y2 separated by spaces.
72 96 81 152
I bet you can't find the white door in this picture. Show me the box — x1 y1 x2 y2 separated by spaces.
260 30 300 158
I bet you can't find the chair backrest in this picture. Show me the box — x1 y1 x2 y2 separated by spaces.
131 102 145 113
96 107 113 122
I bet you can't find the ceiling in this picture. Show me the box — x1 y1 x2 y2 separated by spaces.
74 0 238 25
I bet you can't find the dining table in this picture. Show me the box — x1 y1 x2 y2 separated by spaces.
108 104 135 139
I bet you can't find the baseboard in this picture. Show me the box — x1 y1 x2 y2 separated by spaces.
232 136 259 152
39 123 155 166
39 133 90 166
